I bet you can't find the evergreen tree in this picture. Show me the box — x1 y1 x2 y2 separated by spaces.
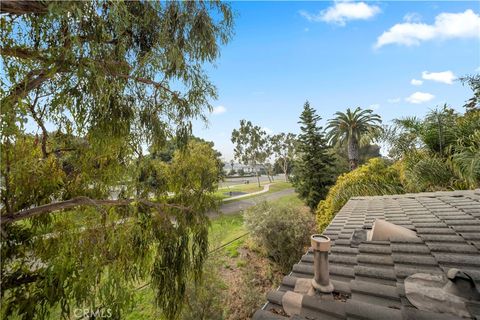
293 101 335 211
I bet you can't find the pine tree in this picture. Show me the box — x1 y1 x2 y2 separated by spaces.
293 101 335 211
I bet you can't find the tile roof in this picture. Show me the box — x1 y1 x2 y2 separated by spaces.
253 189 480 320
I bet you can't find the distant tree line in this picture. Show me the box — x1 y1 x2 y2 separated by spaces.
231 74 479 212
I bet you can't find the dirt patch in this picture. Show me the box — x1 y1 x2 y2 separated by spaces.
213 242 284 320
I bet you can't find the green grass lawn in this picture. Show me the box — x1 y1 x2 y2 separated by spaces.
214 182 266 200
220 181 293 203
209 213 245 245
267 181 292 193
209 213 248 260
273 192 304 207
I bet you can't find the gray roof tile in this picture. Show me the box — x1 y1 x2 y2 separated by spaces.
301 296 346 319
254 189 480 320
345 300 402 320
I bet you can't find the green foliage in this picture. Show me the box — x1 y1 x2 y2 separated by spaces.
385 107 480 190
271 133 297 181
326 107 382 170
449 109 480 187
316 158 404 232
399 152 460 192
451 130 480 187
459 74 480 111
244 202 314 272
292 101 335 210
1 2 234 319
1 1 233 149
1 139 222 320
180 260 226 320
231 120 270 187
332 143 381 176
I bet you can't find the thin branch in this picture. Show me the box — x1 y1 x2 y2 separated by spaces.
0 46 50 63
2 68 55 106
107 72 182 100
3 140 13 215
28 89 48 158
1 46 179 106
0 1 49 15
1 197 191 226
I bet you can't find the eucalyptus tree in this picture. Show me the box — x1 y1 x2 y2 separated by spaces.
0 1 233 319
231 120 269 187
271 133 297 182
326 107 382 170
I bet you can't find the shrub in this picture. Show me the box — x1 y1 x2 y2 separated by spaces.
399 151 460 192
244 202 314 272
451 130 480 188
316 158 404 232
180 260 225 320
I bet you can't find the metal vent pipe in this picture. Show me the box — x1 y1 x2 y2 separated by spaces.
311 234 334 293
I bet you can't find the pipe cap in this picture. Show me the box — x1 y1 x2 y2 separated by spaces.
311 234 331 252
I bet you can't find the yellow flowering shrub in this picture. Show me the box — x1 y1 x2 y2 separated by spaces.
316 158 404 232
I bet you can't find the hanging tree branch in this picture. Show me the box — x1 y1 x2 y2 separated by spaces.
28 89 49 158
3 67 57 106
1 197 192 226
1 45 184 106
0 1 49 15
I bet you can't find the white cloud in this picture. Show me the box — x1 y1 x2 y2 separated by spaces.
299 2 381 26
388 97 401 103
403 12 422 23
375 9 480 48
212 105 226 115
304 27 310 32
422 70 456 84
368 104 380 110
476 66 480 72
411 79 423 86
405 92 435 104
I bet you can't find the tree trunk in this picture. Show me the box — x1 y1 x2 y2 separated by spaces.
256 167 261 188
283 159 289 182
347 138 359 170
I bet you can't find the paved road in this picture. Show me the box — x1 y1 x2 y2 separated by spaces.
219 175 284 188
208 188 295 217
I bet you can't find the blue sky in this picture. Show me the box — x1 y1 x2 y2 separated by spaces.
194 1 480 160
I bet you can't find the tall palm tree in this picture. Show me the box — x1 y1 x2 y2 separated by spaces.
326 107 382 170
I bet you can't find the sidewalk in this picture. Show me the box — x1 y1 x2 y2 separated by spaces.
208 188 295 217
222 183 271 201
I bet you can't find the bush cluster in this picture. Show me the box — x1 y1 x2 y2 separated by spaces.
316 158 404 232
244 202 314 272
